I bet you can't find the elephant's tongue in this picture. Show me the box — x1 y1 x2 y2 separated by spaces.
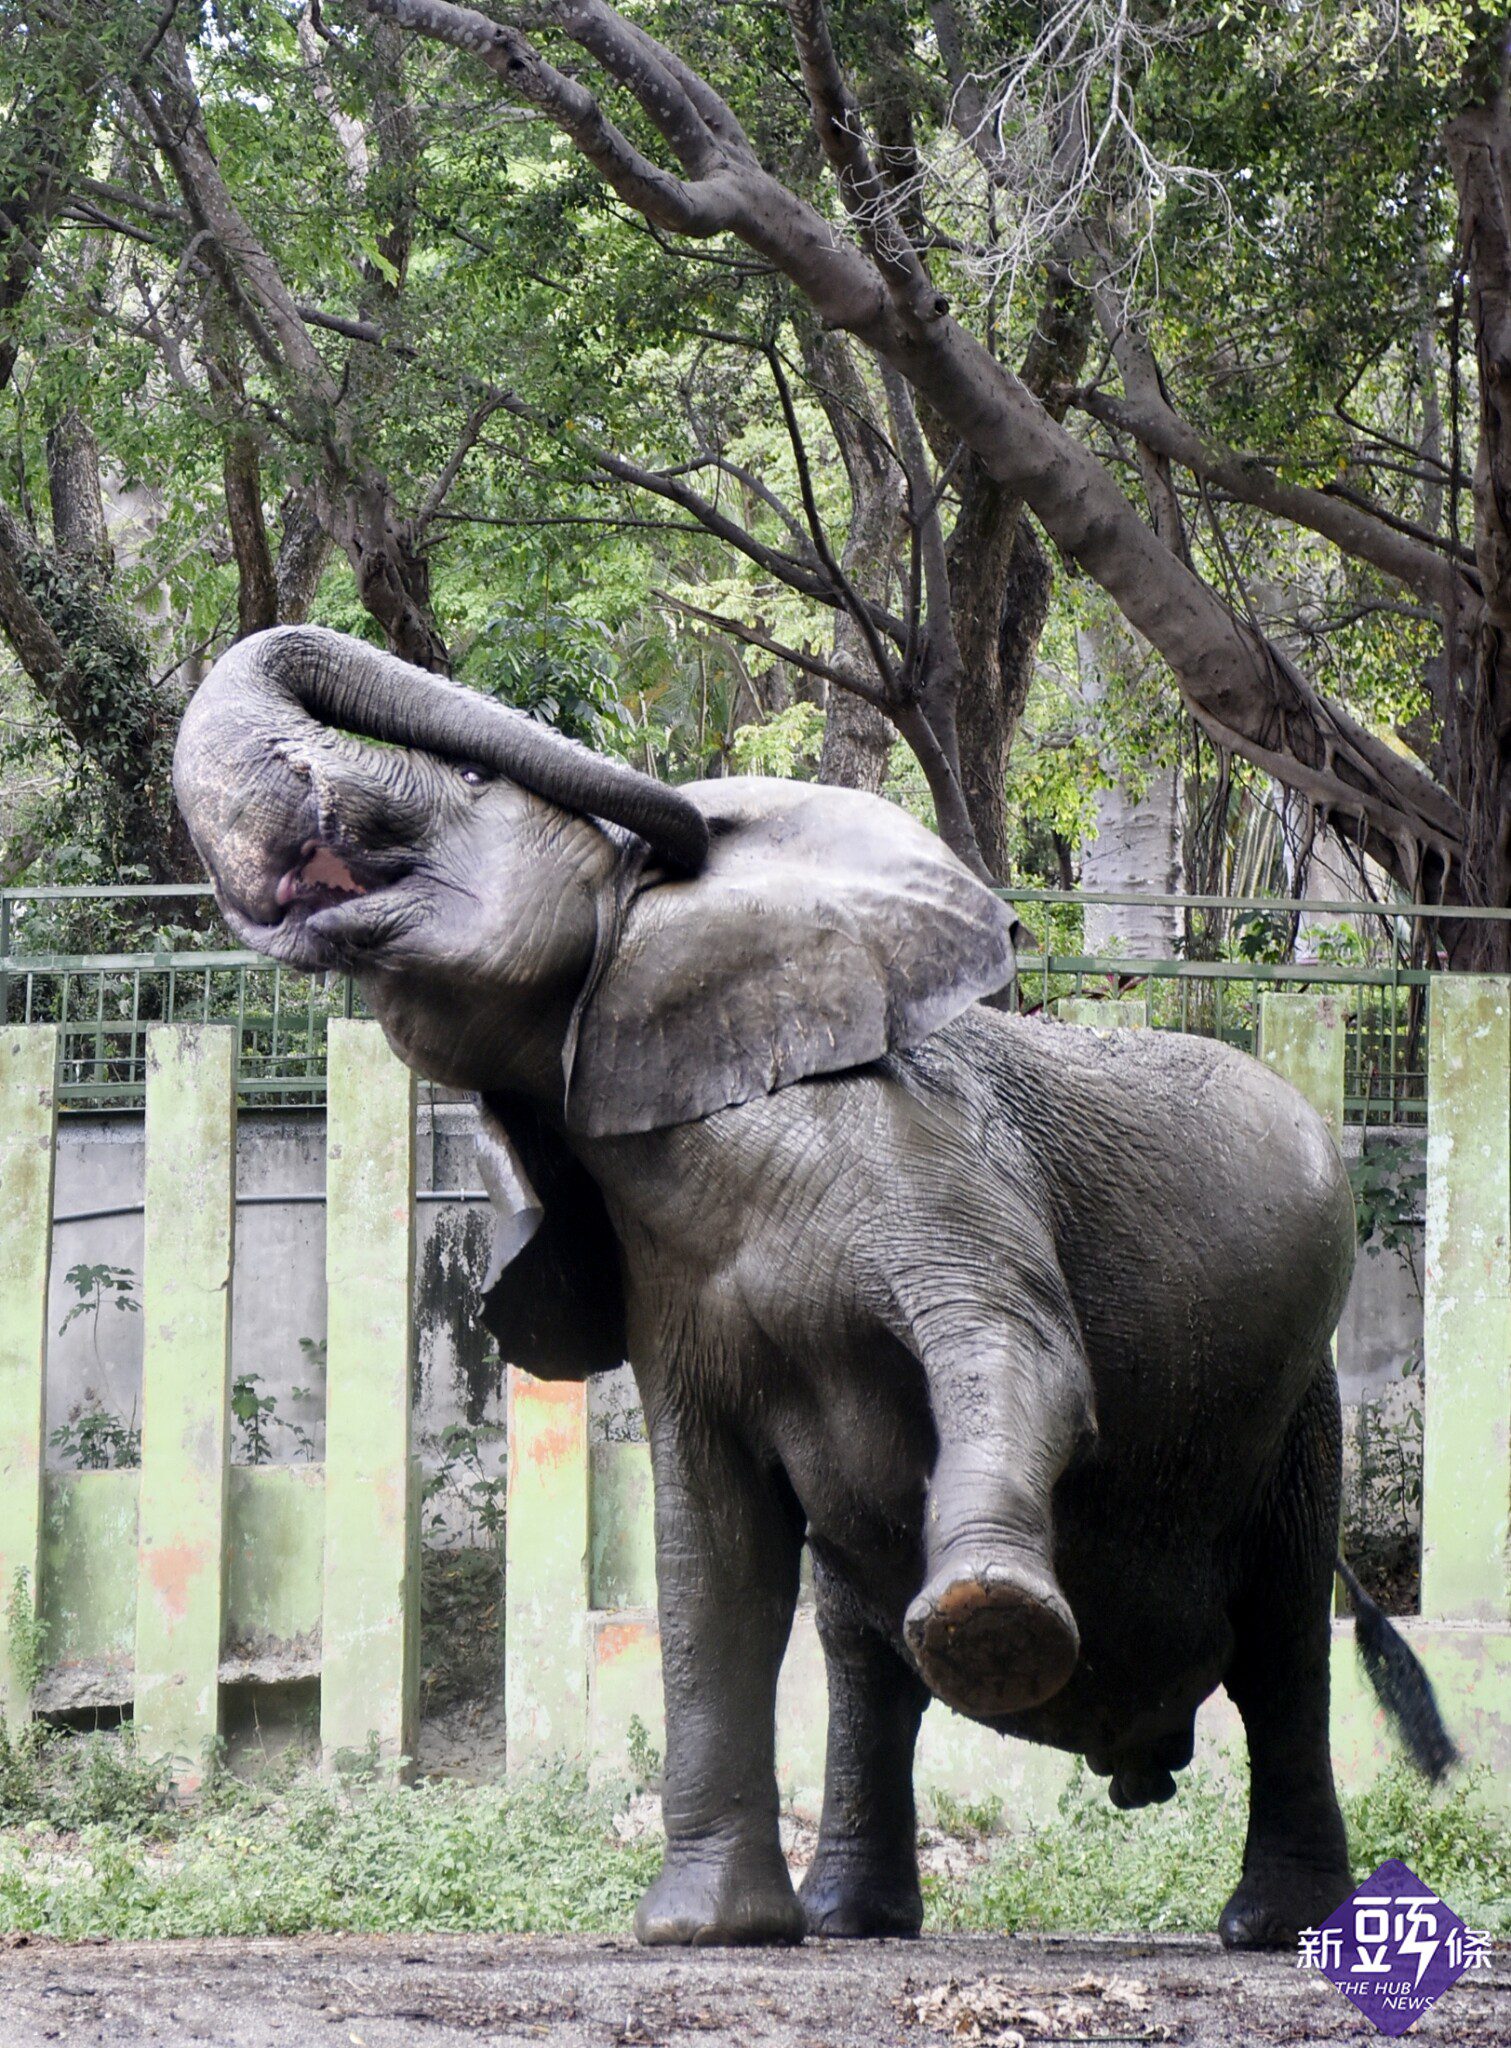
275 842 368 907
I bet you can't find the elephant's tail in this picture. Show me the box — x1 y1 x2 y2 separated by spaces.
1335 1557 1458 1783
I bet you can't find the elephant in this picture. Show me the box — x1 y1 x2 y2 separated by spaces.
173 625 1452 1952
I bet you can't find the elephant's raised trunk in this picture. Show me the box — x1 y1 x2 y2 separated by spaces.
176 625 710 873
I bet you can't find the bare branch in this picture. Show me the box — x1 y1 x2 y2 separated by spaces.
764 342 905 699
413 392 512 533
655 587 881 702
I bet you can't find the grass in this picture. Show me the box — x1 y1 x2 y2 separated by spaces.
0 1722 1506 1941
927 1760 1511 1938
0 1726 660 1939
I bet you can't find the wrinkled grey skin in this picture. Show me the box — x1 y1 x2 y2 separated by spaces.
176 627 1357 1953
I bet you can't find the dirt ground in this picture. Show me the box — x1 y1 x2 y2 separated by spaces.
0 1931 1504 2047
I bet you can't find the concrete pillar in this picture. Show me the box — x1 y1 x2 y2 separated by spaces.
1421 976 1511 1624
1258 993 1347 1142
320 1019 419 1768
0 1028 57 1723
134 1026 235 1775
505 1371 590 1765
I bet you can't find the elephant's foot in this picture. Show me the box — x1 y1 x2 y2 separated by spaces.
1218 1859 1352 1951
905 1549 1078 1718
634 1839 805 1947
798 1847 923 1939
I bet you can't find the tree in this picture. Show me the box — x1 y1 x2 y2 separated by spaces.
0 5 192 882
357 0 1511 961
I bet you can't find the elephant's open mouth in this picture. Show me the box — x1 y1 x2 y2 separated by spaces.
273 841 396 922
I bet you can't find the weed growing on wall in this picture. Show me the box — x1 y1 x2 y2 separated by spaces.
2 1572 46 1707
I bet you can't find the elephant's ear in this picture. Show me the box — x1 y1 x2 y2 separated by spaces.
567 778 1015 1138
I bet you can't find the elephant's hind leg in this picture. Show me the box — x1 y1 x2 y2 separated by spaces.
1220 1361 1351 1950
800 1552 929 1938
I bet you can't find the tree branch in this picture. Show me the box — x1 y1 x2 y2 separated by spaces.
363 0 739 235
655 586 882 702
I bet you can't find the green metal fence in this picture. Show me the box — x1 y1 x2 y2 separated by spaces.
0 884 358 1109
4 881 1510 1120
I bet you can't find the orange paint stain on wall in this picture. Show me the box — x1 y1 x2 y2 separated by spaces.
143 1538 211 1623
595 1617 658 1665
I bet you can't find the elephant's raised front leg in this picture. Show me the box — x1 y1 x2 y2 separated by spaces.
800 1551 930 1938
634 1398 806 1946
893 1209 1094 1720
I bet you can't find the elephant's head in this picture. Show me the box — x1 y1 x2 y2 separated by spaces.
174 626 1016 1136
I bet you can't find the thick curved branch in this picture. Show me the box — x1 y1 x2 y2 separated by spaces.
1074 386 1474 607
362 0 738 235
786 0 932 305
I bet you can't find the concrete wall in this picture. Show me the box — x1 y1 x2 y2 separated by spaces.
47 1100 504 1531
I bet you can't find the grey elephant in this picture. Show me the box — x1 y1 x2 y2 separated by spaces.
173 626 1451 1950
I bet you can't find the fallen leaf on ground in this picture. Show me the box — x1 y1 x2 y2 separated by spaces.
899 1971 1176 2043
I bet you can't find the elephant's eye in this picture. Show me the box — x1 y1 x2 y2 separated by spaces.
457 762 490 787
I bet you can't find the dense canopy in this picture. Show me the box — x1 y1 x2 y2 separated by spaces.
1 3 1507 959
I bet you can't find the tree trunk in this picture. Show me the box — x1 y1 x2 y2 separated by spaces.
804 329 902 793
1074 614 1181 955
224 425 278 638
1444 44 1511 966
0 494 194 881
136 29 451 671
45 410 112 573
275 490 333 622
206 301 279 638
947 464 1052 879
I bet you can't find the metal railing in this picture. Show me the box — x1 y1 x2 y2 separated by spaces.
0 883 358 1109
4 881 1508 1120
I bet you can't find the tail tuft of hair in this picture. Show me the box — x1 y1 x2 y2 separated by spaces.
1336 1558 1458 1784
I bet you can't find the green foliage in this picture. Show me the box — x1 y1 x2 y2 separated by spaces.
0 1722 172 1837
1350 1143 1428 1261
459 615 636 753
1231 913 1292 964
48 1401 140 1472
1345 1762 1511 1925
929 1787 1004 1838
727 702 825 779
625 1715 662 1793
931 1761 1511 1937
0 0 1492 898
57 1262 139 1337
230 1373 317 1467
1 1737 1503 1941
0 1750 661 1939
421 1423 506 1545
3 1571 46 1707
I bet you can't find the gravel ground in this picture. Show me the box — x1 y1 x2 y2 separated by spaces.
0 1931 1504 2047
